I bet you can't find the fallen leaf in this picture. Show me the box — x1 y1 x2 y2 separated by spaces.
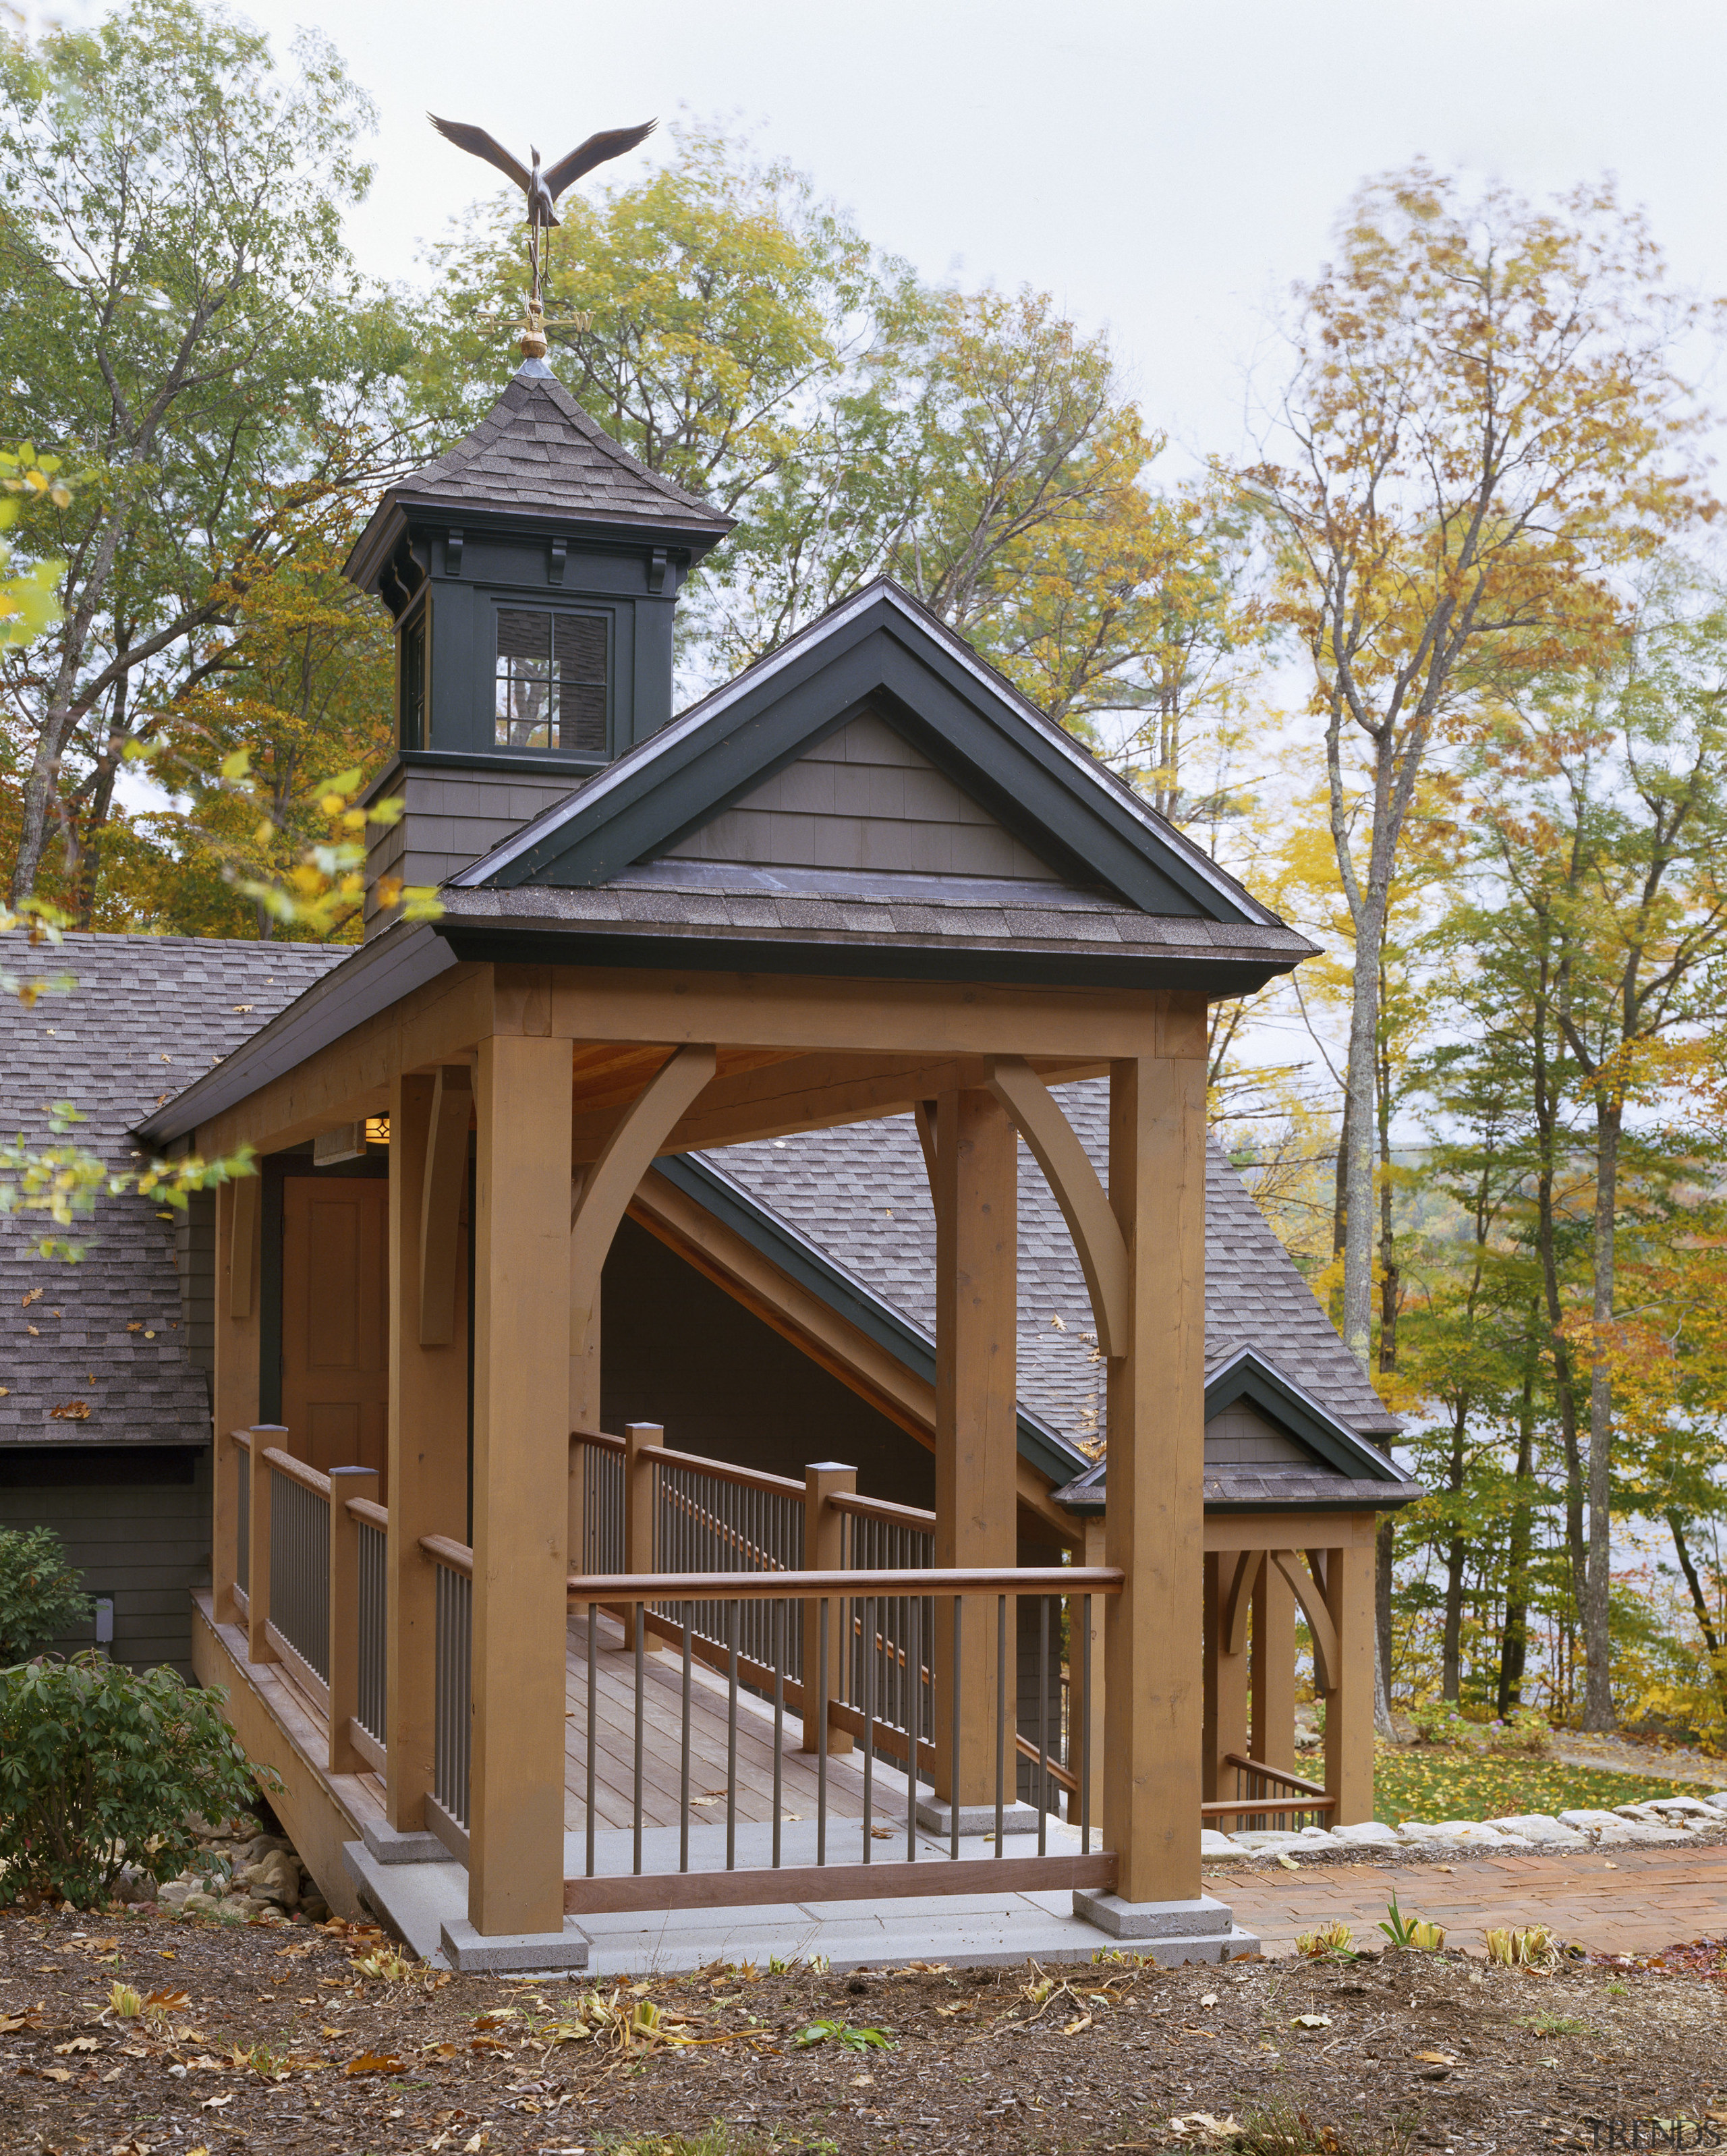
464 2136 488 2153
1276 1853 1298 1870
53 2036 99 2054
38 2066 74 2082
200 2092 232 2109
1292 2014 1332 2029
49 1399 91 1419
22 1287 42 1307
1199 1992 1218 2008
1415 2050 1456 2065
344 2050 406 2076
1061 2012 1093 2035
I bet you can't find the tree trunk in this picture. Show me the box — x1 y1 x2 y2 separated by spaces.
1498 1322 1537 1718
1330 1085 1350 1334
1533 1091 1588 1628
1371 1003 1398 1738
1581 1096 1620 1731
1442 1409 1467 1701
1375 1512 1396 1734
1666 1510 1727 1720
72 649 130 929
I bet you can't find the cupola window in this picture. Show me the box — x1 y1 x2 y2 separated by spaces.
495 607 608 754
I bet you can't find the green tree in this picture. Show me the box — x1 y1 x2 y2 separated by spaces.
0 0 415 909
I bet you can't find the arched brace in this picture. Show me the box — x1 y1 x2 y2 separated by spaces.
1222 1548 1264 1658
1270 1548 1337 1696
986 1055 1129 1359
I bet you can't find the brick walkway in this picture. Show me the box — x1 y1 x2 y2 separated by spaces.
1219 1842 1727 1956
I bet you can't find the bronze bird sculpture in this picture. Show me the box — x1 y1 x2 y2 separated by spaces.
428 115 656 229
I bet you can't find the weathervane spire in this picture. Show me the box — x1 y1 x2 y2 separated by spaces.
428 113 656 358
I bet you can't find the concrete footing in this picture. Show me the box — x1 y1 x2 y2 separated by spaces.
439 1916 592 1974
362 1820 448 1866
913 1796 1042 1838
1073 1889 1259 1963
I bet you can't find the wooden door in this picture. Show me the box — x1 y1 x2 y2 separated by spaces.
281 1176 390 1484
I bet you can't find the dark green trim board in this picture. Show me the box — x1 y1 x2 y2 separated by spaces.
654 1154 1089 1492
464 591 1269 924
1201 1349 1406 1482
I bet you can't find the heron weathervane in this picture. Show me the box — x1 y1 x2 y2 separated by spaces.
428 113 656 358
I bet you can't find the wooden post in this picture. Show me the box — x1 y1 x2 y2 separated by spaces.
327 1465 378 1774
1322 1537 1376 1825
1251 1552 1297 1772
1102 1032 1208 1906
387 1071 473 1836
469 1033 573 1939
246 1424 287 1664
621 1422 663 1651
932 1087 1017 1811
213 1177 262 1625
1202 1552 1250 1803
802 1462 855 1755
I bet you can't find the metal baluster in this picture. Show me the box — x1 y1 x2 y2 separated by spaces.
861 1593 875 1865
586 1601 597 1881
1038 1595 1050 1856
633 1608 644 1877
906 1591 920 1863
680 1606 693 1874
817 1596 828 1867
951 1597 962 1864
772 1598 785 1871
1080 1593 1092 1855
726 1600 739 1871
995 1593 1007 1852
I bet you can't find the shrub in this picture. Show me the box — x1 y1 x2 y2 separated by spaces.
1407 1699 1469 1746
0 1652 276 1908
1483 1707 1551 1755
0 1525 90 1663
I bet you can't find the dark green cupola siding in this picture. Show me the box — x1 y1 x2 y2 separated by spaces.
345 359 733 776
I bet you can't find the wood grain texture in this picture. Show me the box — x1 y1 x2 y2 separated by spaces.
1202 1551 1251 1805
327 1466 378 1776
1324 1537 1376 1826
1270 1549 1336 1695
213 1181 262 1628
1251 1556 1297 1773
987 1054 1127 1357
418 1065 472 1346
564 1851 1116 1917
281 1177 389 1480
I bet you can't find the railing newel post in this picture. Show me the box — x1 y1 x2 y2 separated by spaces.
246 1425 287 1665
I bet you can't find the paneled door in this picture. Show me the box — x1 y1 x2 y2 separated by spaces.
281 1175 389 1485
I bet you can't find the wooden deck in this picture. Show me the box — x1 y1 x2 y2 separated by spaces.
563 1608 900 1834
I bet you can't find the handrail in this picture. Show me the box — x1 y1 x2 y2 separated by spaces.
658 1477 790 1572
231 1428 253 1454
1222 1751 1328 1798
346 1495 389 1531
421 1533 474 1579
652 1444 807 1500
569 1564 1123 1601
262 1444 332 1500
569 1426 627 1456
828 1490 938 1531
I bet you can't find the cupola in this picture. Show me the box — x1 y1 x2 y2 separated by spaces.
344 356 733 934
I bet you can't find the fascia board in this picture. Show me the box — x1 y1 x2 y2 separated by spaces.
132 924 454 1150
1204 1346 1407 1480
658 1152 1089 1488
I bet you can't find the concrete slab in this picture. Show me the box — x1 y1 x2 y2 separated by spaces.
343 1842 465 1964
442 1916 591 1975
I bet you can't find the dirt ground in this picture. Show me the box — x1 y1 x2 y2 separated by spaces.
4 1904 1727 2155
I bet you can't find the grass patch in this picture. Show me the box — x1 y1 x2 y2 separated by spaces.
1372 1742 1703 1823
1517 2012 1592 2035
604 2131 835 2156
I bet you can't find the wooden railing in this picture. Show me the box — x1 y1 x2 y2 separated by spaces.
559 1564 1119 1917
1201 1752 1335 1831
422 1535 473 1853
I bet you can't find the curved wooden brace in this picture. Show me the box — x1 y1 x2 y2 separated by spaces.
986 1054 1129 1358
1270 1548 1337 1696
569 1044 718 1338
1222 1548 1264 1658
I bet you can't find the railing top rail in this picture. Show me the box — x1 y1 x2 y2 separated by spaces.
421 1533 474 1579
230 1429 253 1453
260 1445 332 1500
827 1491 938 1531
569 1427 627 1456
650 1445 807 1500
1222 1751 1329 1798
347 1496 389 1531
567 1564 1123 1602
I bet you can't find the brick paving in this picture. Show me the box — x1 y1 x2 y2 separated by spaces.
1218 1842 1727 1956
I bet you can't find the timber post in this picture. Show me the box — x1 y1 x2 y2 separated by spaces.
931 1086 1017 1813
327 1465 379 1774
622 1421 664 1649
1202 1551 1250 1803
1251 1552 1297 1772
1100 1031 1208 1907
387 1071 472 1836
1322 1536 1375 1825
468 1033 573 1938
246 1423 287 1664
212 1175 262 1623
802 1462 856 1755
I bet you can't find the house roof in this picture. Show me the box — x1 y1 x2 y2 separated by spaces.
345 359 733 588
0 933 343 1448
704 1077 1403 1455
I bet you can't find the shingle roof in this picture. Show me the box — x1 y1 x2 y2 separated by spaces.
385 360 733 533
706 1078 1400 1451
0 933 344 1447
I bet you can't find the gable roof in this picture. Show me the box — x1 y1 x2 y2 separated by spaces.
347 359 732 574
0 934 345 1447
704 1077 1402 1454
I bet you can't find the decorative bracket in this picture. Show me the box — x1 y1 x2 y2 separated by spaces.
549 536 566 586
646 546 668 594
1270 1549 1337 1695
446 528 463 577
1222 1549 1264 1657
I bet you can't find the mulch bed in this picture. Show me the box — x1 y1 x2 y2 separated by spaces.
4 1904 1726 2155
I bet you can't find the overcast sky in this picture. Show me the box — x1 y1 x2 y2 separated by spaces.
40 0 1727 472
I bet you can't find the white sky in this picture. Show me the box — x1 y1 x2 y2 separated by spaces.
43 0 1727 474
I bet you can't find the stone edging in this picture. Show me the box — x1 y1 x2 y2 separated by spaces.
1201 1790 1727 1867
